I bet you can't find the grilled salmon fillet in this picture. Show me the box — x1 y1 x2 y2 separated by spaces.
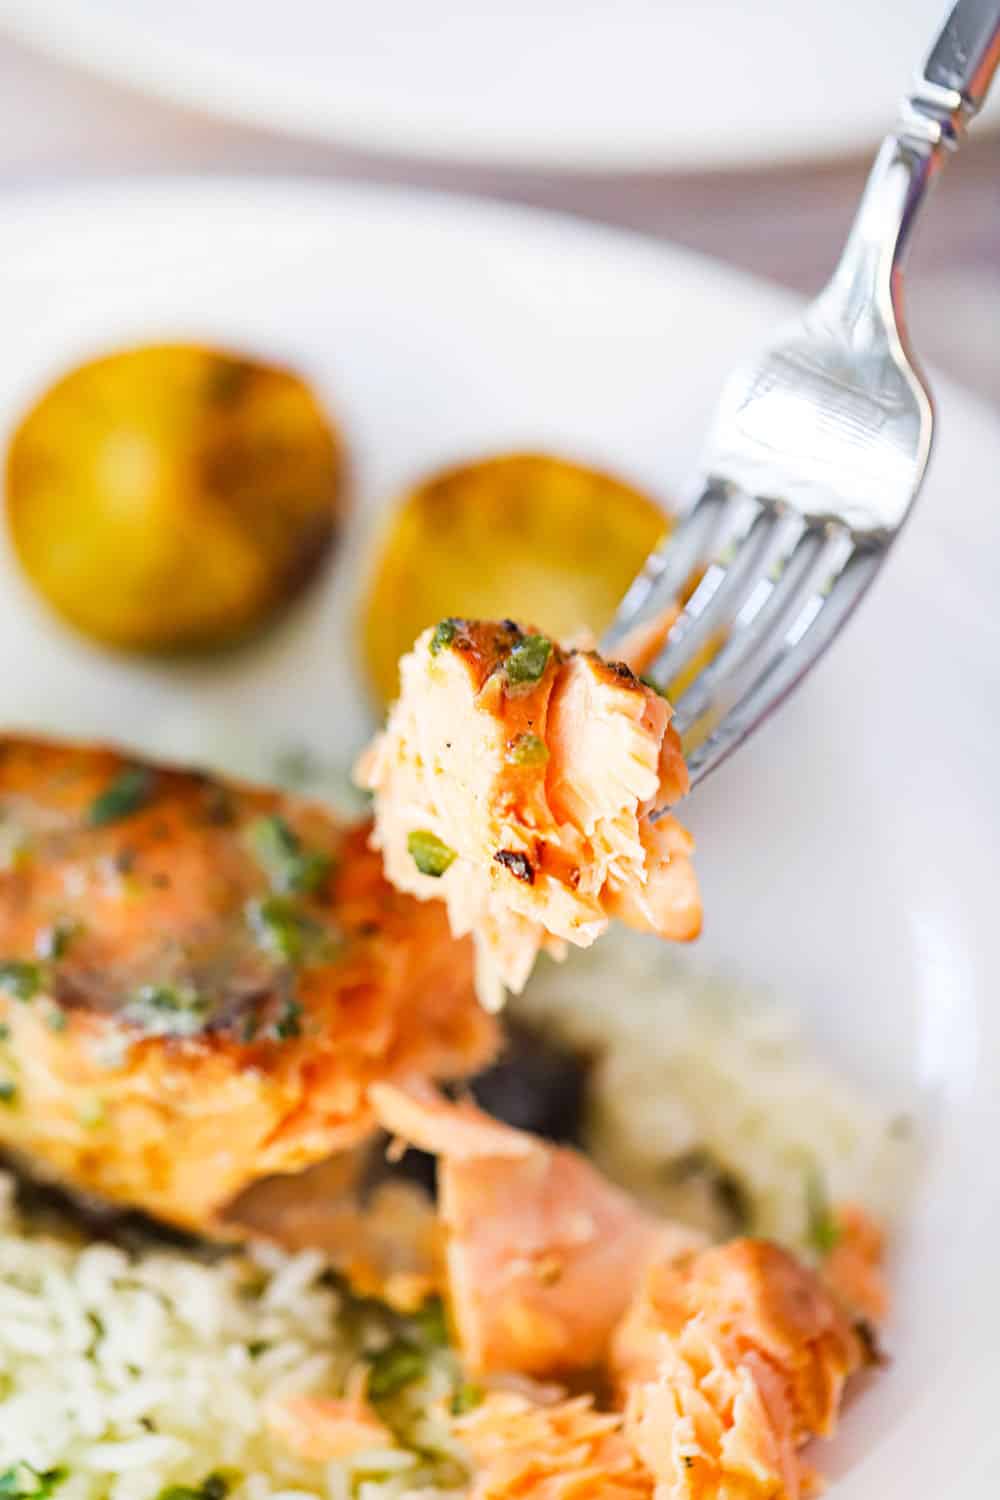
356 619 701 1009
0 737 495 1230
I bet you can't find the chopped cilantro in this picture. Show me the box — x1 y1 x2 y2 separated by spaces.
155 1474 231 1500
504 634 552 687
246 896 321 965
428 618 459 656
0 1467 66 1500
506 732 549 767
36 920 78 961
0 961 43 1002
123 983 208 1039
87 766 154 828
407 830 456 878
0 1080 17 1107
248 816 332 895
805 1168 842 1256
273 1000 303 1040
367 1340 427 1400
414 1296 448 1347
450 1382 484 1416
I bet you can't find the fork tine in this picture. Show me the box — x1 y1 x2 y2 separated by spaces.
681 538 883 786
602 478 750 659
671 517 837 732
646 499 802 691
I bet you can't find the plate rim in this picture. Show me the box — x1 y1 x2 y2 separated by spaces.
0 0 964 173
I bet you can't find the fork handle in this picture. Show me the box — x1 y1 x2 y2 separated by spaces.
906 0 1000 146
825 0 1000 317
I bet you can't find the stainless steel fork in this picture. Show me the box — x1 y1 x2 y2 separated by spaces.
603 0 1000 789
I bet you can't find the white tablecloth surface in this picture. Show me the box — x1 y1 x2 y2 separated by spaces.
0 35 997 407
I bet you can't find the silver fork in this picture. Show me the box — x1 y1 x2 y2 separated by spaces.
603 0 1000 790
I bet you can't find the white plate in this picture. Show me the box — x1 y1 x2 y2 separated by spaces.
2 0 1000 170
0 179 997 1492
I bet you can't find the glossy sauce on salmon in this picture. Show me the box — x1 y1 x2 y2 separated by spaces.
0 737 495 1228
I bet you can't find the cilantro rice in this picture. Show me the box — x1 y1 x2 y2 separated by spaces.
0 935 915 1498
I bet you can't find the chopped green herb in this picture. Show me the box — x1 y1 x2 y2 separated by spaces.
35 919 78 961
0 1466 67 1500
248 815 332 895
450 1382 484 1416
506 733 549 767
0 960 43 1002
505 634 552 687
155 1473 231 1500
639 674 669 700
414 1296 448 1348
123 983 208 1038
246 1340 270 1359
87 766 154 827
367 1340 427 1401
805 1168 841 1256
273 999 303 1040
407 830 456 878
428 618 459 656
44 1005 68 1034
0 1080 17 1107
0 1023 9 1042
246 896 321 964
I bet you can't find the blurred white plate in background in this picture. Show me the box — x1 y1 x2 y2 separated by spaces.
0 179 996 1492
1 0 997 169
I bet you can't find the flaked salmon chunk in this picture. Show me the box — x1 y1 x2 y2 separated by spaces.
356 619 701 1008
369 1081 705 1378
616 1239 871 1500
0 737 496 1231
454 1392 654 1500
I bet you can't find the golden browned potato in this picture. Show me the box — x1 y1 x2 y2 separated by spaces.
361 452 670 705
6 343 344 652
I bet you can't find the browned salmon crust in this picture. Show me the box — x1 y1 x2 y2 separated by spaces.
0 737 495 1230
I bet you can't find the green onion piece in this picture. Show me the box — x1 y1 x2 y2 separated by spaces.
367 1340 427 1400
450 1382 485 1416
506 732 549 767
123 983 208 1039
505 634 552 687
805 1167 842 1255
428 618 459 656
248 815 332 895
407 830 456 878
0 960 42 1001
87 766 155 828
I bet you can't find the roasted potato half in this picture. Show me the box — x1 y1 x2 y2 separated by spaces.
362 452 671 704
6 344 344 653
